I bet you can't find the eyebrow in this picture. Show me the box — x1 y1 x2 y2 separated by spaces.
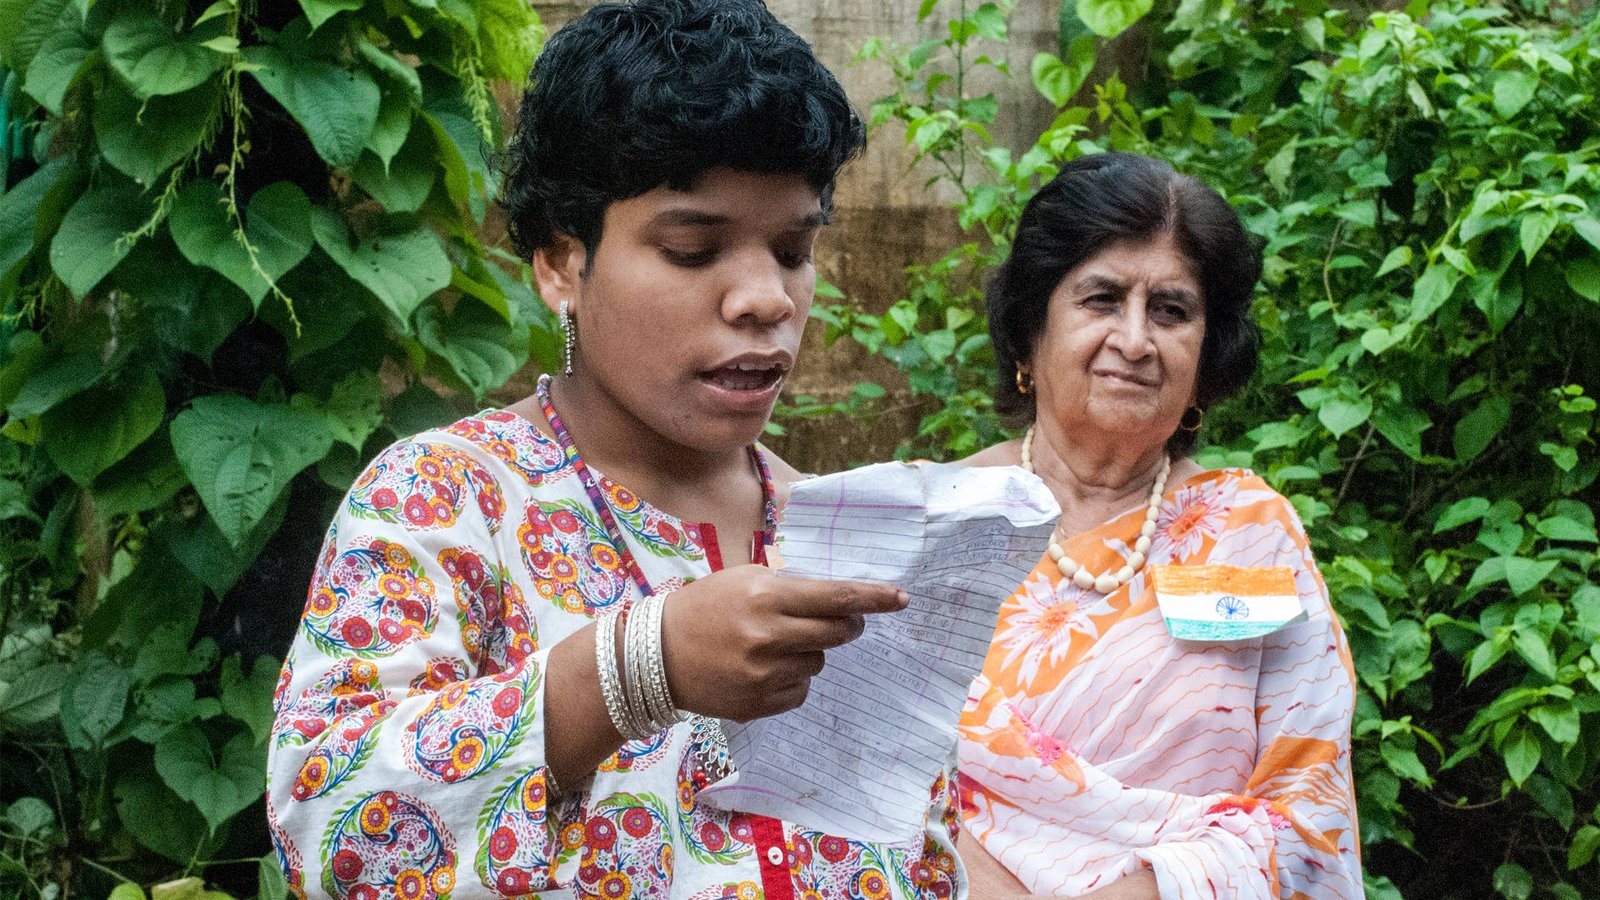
647 209 828 230
1070 273 1201 305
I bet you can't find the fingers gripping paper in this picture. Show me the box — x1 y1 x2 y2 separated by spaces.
698 461 1059 843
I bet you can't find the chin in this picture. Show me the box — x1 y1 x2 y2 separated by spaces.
673 413 773 455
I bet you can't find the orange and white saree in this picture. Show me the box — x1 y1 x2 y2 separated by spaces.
958 468 1362 898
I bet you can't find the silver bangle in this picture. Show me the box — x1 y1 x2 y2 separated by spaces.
646 591 683 728
623 599 656 738
594 607 643 741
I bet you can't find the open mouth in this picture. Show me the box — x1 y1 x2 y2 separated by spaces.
699 360 787 393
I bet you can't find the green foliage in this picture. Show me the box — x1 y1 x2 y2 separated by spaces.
0 0 549 896
838 0 1600 896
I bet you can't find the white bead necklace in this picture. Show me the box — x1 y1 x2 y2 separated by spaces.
1020 424 1169 594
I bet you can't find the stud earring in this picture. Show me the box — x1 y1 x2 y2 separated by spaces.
559 298 574 377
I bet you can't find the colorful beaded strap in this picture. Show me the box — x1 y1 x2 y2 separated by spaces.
533 374 777 598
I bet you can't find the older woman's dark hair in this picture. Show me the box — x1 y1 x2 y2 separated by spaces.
498 0 865 260
988 152 1261 455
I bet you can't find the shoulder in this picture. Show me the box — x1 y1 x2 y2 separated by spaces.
343 411 561 532
955 438 1024 469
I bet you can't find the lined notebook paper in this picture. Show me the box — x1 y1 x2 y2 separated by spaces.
698 461 1058 842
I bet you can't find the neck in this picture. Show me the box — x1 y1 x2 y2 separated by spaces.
545 373 754 503
1029 420 1168 532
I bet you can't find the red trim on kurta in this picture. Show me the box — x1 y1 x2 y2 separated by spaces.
751 812 797 900
700 523 724 572
693 522 791 898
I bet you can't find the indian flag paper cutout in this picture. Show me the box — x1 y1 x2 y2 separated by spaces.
1150 564 1307 641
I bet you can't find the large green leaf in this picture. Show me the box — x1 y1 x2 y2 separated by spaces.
297 370 384 451
163 491 289 597
169 395 334 546
1454 395 1510 461
262 251 371 361
59 651 131 750
40 368 165 486
244 45 380 167
1076 0 1153 38
220 655 280 745
365 88 415 171
298 0 364 30
91 429 188 520
310 209 450 323
168 181 313 306
1565 255 1600 302
115 773 214 863
103 11 222 98
23 17 94 115
0 661 67 728
1371 405 1431 461
48 184 152 298
154 726 265 833
115 237 252 361
0 0 71 73
0 157 71 284
96 77 220 188
352 124 436 213
358 39 423 103
475 0 544 81
1317 394 1372 438
1505 557 1559 598
6 350 100 418
417 297 529 399
422 109 492 220
1408 263 1462 323
1031 50 1093 108
82 545 203 652
1492 70 1538 120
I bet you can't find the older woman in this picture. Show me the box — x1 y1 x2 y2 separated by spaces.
955 153 1363 899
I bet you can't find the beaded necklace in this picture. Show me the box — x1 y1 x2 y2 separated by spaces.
1021 423 1169 593
534 374 778 597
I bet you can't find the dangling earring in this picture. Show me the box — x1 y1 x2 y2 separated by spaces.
1180 405 1204 432
1015 362 1033 395
559 298 575 377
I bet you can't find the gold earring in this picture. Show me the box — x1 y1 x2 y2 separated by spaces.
1180 405 1204 432
1015 363 1034 395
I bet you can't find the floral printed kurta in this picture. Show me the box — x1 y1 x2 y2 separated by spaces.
958 469 1362 899
268 410 961 900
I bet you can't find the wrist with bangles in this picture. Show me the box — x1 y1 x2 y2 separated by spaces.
595 591 688 744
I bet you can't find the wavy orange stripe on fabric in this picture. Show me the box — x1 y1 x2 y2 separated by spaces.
1149 564 1298 596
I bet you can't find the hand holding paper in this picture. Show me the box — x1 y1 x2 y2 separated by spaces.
698 461 1059 843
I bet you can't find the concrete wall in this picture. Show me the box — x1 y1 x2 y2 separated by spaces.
528 0 1064 471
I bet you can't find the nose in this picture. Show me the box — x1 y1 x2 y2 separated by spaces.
1105 294 1155 361
721 250 797 327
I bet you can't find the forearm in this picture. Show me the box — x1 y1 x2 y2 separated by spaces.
543 619 626 790
961 826 1157 900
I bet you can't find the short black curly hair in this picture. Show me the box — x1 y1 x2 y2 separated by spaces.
988 152 1262 456
498 0 866 260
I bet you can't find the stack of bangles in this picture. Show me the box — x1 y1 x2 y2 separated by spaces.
595 591 686 742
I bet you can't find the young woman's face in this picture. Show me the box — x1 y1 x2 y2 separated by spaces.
539 168 824 454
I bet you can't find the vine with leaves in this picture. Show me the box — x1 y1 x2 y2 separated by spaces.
0 0 552 897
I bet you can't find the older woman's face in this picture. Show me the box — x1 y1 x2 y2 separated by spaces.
1030 233 1205 450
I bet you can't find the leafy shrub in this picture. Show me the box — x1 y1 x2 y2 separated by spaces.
830 0 1600 896
0 0 547 896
